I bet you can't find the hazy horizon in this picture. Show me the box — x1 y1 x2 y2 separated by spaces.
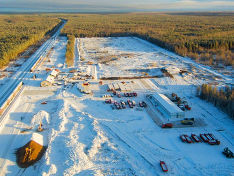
1 0 234 13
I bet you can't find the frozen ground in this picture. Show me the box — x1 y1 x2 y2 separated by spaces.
0 37 233 176
79 37 231 85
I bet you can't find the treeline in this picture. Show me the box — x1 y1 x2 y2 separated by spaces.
197 84 234 118
60 13 234 67
65 35 75 67
0 15 61 68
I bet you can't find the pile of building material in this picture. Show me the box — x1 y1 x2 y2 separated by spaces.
107 82 132 92
77 82 92 94
15 133 47 168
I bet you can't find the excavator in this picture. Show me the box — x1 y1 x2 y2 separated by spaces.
37 122 44 132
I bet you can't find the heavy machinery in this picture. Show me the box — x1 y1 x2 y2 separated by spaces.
223 147 234 158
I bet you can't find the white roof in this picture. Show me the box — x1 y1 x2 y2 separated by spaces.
166 66 180 74
46 75 55 83
152 93 184 114
31 133 45 146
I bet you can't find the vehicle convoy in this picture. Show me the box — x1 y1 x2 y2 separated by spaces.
199 133 220 145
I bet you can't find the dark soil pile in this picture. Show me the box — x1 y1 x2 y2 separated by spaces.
15 140 47 168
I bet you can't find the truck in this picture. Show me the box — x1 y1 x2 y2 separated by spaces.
185 105 191 110
185 135 193 143
105 99 112 104
180 134 193 143
180 135 187 142
200 134 209 142
205 133 220 145
162 123 173 128
160 161 168 172
191 134 201 142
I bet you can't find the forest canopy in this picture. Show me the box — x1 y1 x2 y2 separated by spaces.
61 13 234 67
0 15 60 68
0 13 233 68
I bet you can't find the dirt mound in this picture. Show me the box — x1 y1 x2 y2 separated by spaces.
15 140 47 168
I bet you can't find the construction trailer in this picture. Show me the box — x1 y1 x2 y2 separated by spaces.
107 82 132 92
147 93 185 119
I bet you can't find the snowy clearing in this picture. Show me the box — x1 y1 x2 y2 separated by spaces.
0 37 233 176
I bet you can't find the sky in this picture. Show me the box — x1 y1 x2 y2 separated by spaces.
0 0 234 12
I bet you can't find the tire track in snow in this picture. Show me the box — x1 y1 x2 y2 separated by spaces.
100 122 160 175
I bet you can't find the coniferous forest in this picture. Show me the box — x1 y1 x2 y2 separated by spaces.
61 13 234 67
0 13 233 118
0 15 60 68
197 84 234 118
0 13 233 68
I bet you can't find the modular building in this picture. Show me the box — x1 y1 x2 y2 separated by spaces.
118 84 132 92
147 93 185 119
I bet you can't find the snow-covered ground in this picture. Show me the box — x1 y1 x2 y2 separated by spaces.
0 37 233 176
79 37 231 85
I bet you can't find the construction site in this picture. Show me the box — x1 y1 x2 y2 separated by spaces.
0 36 233 176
